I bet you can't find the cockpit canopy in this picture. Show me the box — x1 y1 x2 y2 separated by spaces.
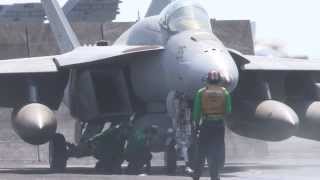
160 0 212 32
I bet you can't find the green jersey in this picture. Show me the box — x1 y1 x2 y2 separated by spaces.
192 87 232 125
91 126 126 159
125 129 147 160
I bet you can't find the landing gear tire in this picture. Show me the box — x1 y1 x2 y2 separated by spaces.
49 133 67 172
164 141 177 175
192 176 200 180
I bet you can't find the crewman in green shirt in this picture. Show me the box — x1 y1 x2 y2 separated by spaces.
66 121 131 174
125 125 158 175
191 70 232 180
91 122 131 174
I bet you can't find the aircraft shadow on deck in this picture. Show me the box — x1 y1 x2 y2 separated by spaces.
0 163 319 177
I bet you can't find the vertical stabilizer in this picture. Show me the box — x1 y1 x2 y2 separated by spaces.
41 0 80 53
145 0 173 17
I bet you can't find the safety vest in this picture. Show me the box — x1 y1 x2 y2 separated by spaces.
201 86 226 116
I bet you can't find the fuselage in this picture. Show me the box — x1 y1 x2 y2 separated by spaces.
114 0 239 100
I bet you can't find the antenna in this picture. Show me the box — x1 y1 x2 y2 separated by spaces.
137 9 141 21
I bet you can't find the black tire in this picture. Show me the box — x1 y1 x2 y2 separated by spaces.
192 176 200 180
49 133 67 172
164 141 177 174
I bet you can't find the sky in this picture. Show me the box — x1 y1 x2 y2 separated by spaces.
1 0 319 59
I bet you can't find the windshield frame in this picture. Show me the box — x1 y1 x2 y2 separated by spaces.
159 1 211 33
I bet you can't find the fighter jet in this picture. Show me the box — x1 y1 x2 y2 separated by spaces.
1 0 320 171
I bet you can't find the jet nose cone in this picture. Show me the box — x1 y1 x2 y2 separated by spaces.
188 46 239 92
12 103 57 145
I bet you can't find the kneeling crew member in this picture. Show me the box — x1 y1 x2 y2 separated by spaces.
192 71 232 180
126 126 158 175
92 123 131 174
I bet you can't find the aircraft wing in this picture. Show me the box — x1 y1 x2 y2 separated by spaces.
229 49 320 71
0 45 163 74
55 45 164 68
0 56 58 74
242 55 320 71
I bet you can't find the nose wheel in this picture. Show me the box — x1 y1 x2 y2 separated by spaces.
49 133 67 171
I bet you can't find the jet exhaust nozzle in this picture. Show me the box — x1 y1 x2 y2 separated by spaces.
12 103 57 145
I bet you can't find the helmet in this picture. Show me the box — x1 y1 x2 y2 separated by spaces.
207 70 221 84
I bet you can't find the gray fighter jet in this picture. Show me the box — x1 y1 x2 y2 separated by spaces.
1 0 320 171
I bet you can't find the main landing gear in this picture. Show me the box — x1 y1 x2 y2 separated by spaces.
49 133 68 171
